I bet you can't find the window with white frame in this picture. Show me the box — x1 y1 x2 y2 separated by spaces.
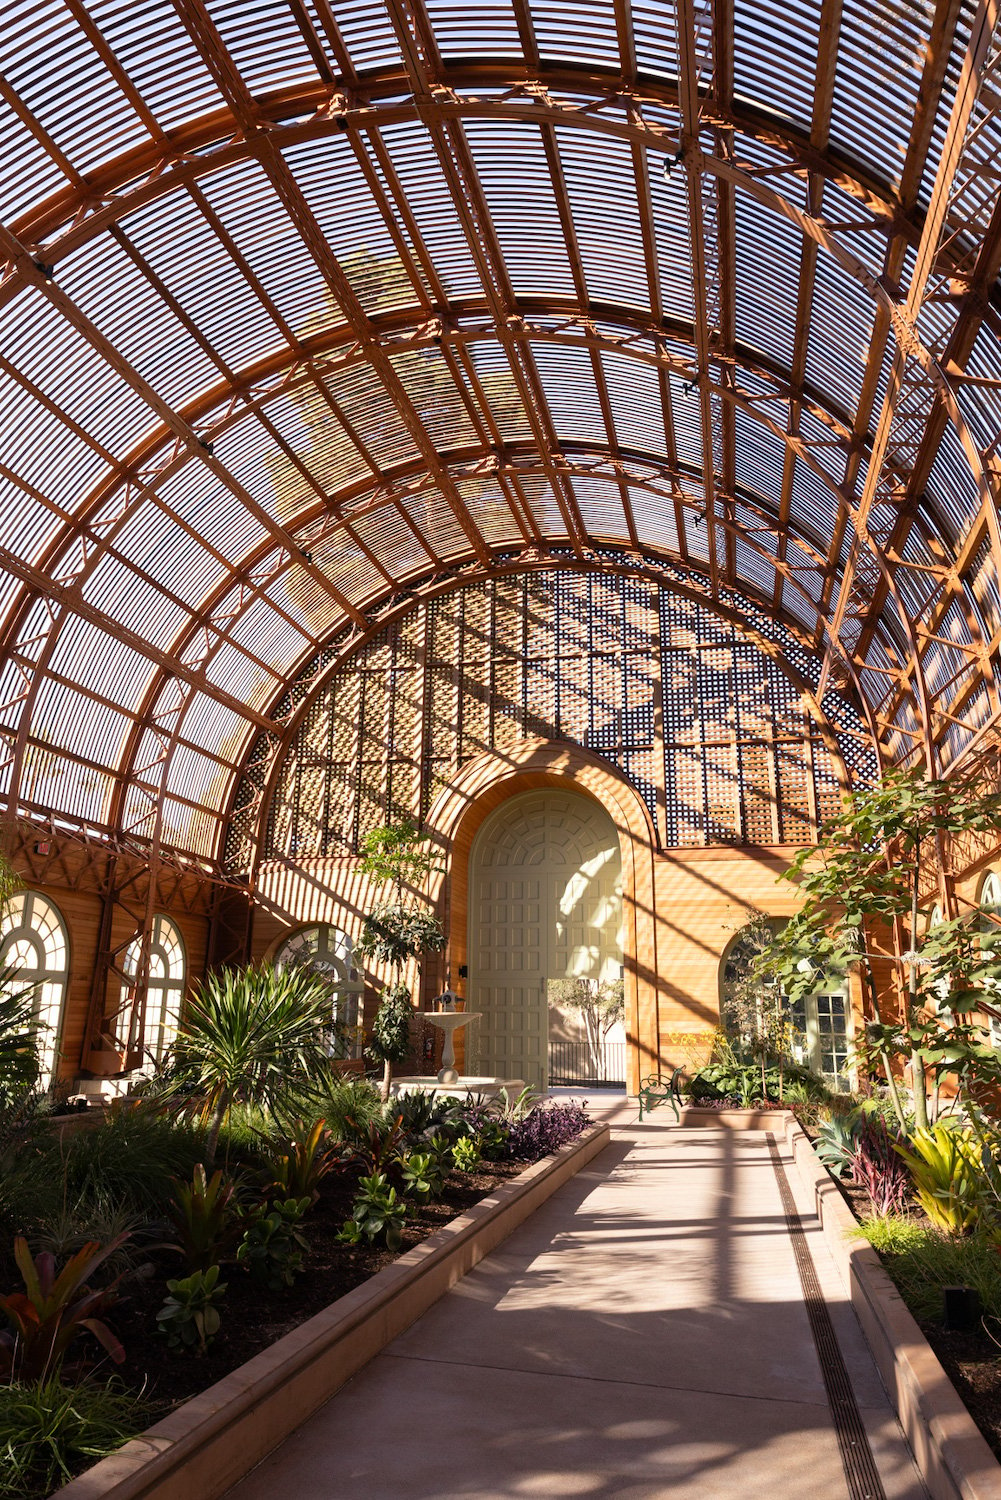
979 874 1001 1047
273 925 364 1058
121 915 186 1067
0 890 70 1085
722 921 854 1091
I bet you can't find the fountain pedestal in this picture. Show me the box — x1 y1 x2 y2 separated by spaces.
390 1007 525 1100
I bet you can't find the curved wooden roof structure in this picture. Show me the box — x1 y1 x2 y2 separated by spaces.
2 0 1001 874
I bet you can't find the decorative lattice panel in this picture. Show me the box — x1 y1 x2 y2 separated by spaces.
262 571 872 860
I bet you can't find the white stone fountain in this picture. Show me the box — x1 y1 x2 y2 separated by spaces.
391 990 525 1100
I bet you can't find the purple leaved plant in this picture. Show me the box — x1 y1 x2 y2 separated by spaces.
850 1115 910 1217
506 1101 592 1163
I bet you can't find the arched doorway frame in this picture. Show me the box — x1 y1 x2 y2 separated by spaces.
425 738 659 1095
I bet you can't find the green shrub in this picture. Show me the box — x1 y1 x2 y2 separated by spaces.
813 1114 860 1179
156 1266 227 1354
452 1136 482 1173
237 1199 310 1289
164 1165 244 1273
0 1377 145 1497
340 1113 405 1176
853 1215 928 1256
31 1200 148 1279
689 1057 828 1105
263 1118 339 1203
399 1151 443 1203
171 964 335 1162
393 1089 454 1145
338 1173 407 1250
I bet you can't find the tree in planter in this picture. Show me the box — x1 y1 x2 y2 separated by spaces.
547 977 624 1081
170 963 334 1164
752 767 1001 1131
355 820 446 1100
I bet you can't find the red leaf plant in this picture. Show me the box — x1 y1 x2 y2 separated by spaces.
0 1234 128 1382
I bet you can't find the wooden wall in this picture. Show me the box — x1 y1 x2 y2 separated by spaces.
4 827 215 1086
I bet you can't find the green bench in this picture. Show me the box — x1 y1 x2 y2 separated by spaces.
637 1070 686 1121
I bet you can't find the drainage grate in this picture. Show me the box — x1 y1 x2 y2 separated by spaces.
766 1134 887 1500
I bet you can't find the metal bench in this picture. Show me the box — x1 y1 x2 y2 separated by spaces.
637 1070 686 1122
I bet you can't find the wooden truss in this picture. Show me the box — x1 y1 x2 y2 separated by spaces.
2 0 1001 1040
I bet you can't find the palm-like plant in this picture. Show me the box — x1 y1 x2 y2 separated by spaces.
172 964 333 1163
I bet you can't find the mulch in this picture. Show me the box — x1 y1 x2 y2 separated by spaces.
106 1157 527 1422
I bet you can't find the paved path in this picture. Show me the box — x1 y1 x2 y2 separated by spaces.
227 1104 927 1500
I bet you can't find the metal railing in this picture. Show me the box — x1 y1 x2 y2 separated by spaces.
548 1040 626 1087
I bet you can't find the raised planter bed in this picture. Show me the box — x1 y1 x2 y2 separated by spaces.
677 1104 794 1130
783 1115 1001 1500
52 1121 610 1500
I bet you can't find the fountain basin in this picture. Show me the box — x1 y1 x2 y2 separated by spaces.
390 1075 527 1101
423 1007 480 1085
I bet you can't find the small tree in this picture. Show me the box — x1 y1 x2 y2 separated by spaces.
172 963 334 1164
356 820 446 1100
753 768 1001 1130
548 976 624 1080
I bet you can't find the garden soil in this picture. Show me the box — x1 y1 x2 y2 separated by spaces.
109 1159 526 1419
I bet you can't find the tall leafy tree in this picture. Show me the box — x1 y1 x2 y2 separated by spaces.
753 768 1001 1128
356 819 445 1099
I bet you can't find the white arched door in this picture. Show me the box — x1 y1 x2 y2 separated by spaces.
468 790 622 1090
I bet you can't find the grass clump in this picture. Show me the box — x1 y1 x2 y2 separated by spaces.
0 1378 146 1497
59 1104 207 1216
309 1075 384 1144
854 1215 1001 1322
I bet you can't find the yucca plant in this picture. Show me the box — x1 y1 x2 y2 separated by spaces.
172 964 334 1163
894 1124 984 1236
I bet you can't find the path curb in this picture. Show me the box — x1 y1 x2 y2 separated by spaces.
53 1122 611 1500
784 1116 1001 1500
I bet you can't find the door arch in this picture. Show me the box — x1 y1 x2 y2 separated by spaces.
467 789 622 1090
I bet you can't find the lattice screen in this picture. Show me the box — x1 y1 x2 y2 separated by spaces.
263 572 868 860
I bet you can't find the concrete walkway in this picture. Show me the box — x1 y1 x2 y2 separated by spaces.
227 1104 927 1500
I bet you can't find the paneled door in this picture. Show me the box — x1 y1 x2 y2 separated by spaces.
468 790 622 1090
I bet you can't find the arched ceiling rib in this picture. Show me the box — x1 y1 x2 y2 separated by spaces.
2 0 1001 866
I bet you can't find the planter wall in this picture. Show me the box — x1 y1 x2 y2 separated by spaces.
784 1116 1001 1500
54 1122 610 1500
677 1105 794 1130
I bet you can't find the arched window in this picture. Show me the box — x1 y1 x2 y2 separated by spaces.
0 891 70 1085
979 874 1001 1047
122 915 186 1067
721 919 853 1091
273 925 364 1058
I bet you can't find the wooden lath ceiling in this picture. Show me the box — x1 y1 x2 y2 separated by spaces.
1 0 1001 869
